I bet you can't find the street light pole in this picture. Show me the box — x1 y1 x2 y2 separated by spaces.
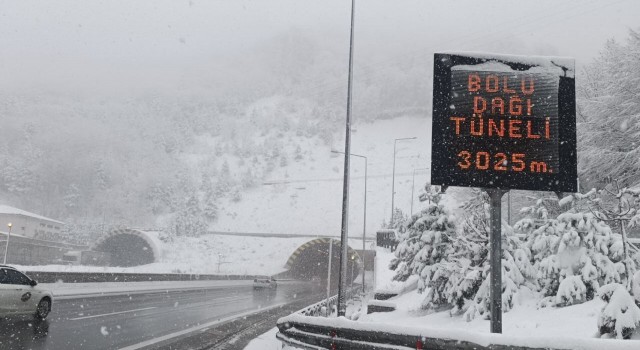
3 223 13 264
362 158 367 293
350 256 355 291
332 150 367 294
337 0 356 318
391 137 417 227
411 167 429 216
326 239 333 317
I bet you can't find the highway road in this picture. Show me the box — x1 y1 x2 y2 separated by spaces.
0 280 324 350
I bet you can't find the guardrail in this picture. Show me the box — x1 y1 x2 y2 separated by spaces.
24 271 266 283
277 308 638 350
299 286 360 317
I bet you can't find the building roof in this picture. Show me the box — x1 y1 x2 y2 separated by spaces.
0 205 65 225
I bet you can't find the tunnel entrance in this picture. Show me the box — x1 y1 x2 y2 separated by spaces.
93 229 159 267
284 238 360 288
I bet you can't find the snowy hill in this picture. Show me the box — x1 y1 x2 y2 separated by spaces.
212 115 432 237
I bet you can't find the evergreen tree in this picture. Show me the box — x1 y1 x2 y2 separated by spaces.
422 190 535 320
280 154 288 167
200 174 218 221
294 145 303 161
578 30 640 187
172 195 208 237
389 186 455 285
241 168 255 189
588 180 640 289
389 208 409 231
523 192 625 307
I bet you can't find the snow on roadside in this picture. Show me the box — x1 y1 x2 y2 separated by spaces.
362 246 640 343
375 246 405 293
359 287 613 339
243 328 284 350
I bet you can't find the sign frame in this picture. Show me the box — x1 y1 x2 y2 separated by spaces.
431 52 577 193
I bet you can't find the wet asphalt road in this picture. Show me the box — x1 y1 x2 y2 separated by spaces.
0 281 322 350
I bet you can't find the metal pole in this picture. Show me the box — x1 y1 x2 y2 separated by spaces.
351 260 354 290
373 253 377 292
507 191 511 226
362 158 367 293
337 0 356 317
488 189 505 334
410 168 416 216
331 150 367 295
3 223 12 264
391 140 397 227
390 137 416 227
326 239 333 317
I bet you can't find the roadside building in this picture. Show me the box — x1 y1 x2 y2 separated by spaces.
0 205 64 241
0 205 85 265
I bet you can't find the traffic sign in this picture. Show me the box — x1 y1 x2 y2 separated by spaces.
431 52 577 192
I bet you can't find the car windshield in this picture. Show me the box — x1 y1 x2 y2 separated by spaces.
1 1 639 349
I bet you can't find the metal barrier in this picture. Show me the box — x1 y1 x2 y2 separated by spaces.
276 310 636 350
23 271 265 283
298 286 359 317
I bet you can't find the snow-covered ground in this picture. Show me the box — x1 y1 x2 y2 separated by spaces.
244 328 283 350
358 248 640 342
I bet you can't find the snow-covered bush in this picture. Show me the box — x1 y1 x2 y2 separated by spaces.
556 275 588 307
598 283 640 339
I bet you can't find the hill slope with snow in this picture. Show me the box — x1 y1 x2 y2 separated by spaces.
212 115 432 237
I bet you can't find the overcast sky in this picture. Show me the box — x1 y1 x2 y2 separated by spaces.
1 0 638 94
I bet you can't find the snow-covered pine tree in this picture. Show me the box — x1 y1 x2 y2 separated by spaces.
427 189 536 320
578 30 640 188
388 208 409 232
514 195 560 236
172 195 208 237
200 173 219 221
420 189 488 313
589 180 640 290
294 145 303 161
389 185 455 286
524 192 625 307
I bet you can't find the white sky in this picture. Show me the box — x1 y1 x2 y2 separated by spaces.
0 0 638 93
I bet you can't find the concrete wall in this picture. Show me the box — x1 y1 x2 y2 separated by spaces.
0 233 86 265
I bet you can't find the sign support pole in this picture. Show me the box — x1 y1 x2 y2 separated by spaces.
487 189 506 334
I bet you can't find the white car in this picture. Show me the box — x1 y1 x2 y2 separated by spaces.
253 277 277 289
0 265 52 320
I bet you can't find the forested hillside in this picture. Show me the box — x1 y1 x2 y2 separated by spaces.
1 26 638 244
578 30 640 188
0 28 429 243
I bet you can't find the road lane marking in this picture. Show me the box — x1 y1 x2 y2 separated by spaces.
118 302 288 350
69 307 157 321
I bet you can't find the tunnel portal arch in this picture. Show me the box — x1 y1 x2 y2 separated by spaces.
284 238 360 283
92 228 160 267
